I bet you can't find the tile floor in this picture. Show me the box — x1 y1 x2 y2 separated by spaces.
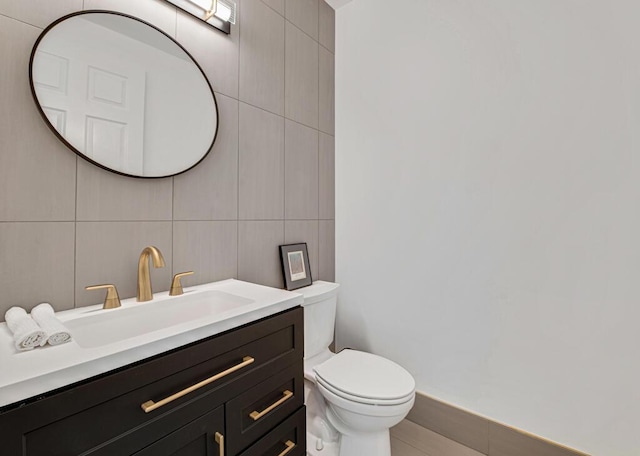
391 420 484 456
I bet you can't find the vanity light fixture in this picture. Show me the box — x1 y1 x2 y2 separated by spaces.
164 0 236 34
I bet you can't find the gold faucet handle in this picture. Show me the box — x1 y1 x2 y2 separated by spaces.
86 284 121 309
170 271 194 296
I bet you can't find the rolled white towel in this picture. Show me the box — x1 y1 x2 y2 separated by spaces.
4 307 47 351
31 303 72 346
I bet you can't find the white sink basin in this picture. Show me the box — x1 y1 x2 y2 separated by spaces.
66 290 253 348
0 279 304 408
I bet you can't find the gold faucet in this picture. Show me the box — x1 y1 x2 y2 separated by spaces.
137 246 165 302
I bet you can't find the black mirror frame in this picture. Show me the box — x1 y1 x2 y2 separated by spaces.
29 10 220 179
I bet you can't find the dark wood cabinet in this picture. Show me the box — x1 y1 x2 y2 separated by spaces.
0 307 306 456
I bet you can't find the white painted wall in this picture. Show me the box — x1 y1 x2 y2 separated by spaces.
334 1 640 455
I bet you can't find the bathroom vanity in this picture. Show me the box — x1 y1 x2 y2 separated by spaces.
0 281 306 456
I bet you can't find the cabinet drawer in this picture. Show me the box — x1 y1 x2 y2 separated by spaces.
226 361 304 455
0 308 303 456
238 406 306 456
133 406 224 456
90 404 224 456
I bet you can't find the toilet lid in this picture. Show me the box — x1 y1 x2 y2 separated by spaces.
313 349 415 402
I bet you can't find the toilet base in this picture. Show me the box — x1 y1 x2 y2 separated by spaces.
305 429 390 456
305 378 340 456
325 404 394 456
306 432 339 456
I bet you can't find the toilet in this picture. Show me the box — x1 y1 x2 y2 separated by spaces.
299 281 415 456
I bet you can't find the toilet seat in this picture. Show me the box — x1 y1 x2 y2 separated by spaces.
316 380 415 419
313 349 415 405
316 375 414 406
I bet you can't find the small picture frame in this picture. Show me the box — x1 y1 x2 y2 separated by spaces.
279 243 313 291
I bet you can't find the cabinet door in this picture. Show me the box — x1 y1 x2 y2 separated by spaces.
226 361 303 455
239 407 306 456
133 406 225 456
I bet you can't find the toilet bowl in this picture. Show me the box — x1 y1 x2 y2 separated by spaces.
299 282 415 456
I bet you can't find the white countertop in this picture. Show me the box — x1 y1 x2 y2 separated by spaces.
0 279 303 409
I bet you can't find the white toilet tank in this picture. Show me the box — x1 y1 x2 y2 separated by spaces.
297 281 340 360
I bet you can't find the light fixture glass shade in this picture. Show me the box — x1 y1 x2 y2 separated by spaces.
185 0 236 24
166 0 235 33
215 0 236 24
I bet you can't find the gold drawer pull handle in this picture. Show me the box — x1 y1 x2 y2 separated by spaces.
215 432 224 456
141 356 255 413
278 440 296 456
249 390 293 421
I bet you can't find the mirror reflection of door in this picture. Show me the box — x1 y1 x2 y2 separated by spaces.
30 12 218 178
33 19 146 175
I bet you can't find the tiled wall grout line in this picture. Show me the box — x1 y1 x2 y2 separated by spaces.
236 0 241 280
168 0 176 283
171 176 175 277
170 0 178 280
0 218 335 223
0 11 42 29
220 92 335 136
318 41 333 55
0 220 76 223
283 8 287 224
259 0 282 18
283 120 287 223
282 1 287 121
286 17 316 48
317 0 321 222
75 220 174 223
73 156 79 308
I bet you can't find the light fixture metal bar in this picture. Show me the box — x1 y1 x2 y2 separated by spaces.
203 0 217 21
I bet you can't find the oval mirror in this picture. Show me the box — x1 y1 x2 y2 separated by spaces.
30 11 218 178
